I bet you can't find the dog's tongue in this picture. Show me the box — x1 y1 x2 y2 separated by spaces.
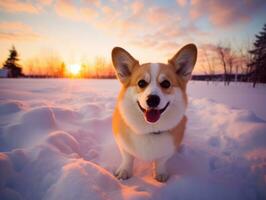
145 109 161 123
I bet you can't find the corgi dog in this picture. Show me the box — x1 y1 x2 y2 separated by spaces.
112 44 197 182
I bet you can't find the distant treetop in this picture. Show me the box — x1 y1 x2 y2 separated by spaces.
3 46 23 78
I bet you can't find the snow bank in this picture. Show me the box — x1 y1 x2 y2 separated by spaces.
0 79 265 200
188 81 266 120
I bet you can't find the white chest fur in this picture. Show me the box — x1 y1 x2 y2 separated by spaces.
116 130 176 161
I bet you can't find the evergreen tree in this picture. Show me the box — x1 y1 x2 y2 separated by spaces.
3 46 23 77
249 23 266 87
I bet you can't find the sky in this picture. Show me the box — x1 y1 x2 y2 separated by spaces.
0 0 266 74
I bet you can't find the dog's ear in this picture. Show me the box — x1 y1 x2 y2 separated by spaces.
112 47 139 84
168 44 197 81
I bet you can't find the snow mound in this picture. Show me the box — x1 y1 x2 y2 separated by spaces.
2 107 57 150
0 153 13 188
0 101 26 115
45 160 122 200
46 131 81 155
20 107 57 130
50 107 81 122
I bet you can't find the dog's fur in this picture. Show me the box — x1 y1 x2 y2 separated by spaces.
112 44 197 182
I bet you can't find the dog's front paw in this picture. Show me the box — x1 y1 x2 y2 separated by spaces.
154 173 169 182
114 168 132 180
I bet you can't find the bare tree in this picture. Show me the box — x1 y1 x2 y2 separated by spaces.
94 56 106 78
215 43 236 85
201 49 216 83
227 47 234 83
216 44 228 85
234 43 250 82
93 56 115 78
203 50 215 82
25 51 63 77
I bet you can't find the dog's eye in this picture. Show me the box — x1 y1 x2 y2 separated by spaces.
138 79 148 88
160 80 171 89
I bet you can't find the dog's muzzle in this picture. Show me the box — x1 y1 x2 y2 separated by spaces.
137 101 170 123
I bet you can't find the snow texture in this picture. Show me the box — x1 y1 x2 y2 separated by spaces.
0 79 265 200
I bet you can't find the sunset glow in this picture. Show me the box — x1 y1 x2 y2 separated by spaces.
0 0 265 75
67 64 81 75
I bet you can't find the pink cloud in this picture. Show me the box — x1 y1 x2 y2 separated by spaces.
190 0 266 27
176 0 187 7
0 22 33 32
131 1 144 15
158 41 180 51
55 0 79 20
82 0 101 7
146 7 172 25
0 0 39 14
0 21 41 41
38 0 53 6
101 5 112 15
55 0 98 22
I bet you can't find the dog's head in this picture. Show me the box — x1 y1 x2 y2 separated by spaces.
112 44 197 134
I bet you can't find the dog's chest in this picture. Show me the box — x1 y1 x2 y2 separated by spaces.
117 131 176 161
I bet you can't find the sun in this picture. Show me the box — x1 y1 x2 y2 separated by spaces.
67 64 81 75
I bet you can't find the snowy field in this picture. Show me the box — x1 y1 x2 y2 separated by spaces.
0 79 265 200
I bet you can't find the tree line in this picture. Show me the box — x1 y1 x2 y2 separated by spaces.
1 23 266 86
24 52 116 78
0 48 116 79
189 23 266 87
200 41 251 85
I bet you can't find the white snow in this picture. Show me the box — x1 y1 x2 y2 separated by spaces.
0 79 265 200
188 81 266 120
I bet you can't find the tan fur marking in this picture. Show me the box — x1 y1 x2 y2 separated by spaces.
157 63 188 105
170 115 187 148
112 88 135 150
129 63 151 92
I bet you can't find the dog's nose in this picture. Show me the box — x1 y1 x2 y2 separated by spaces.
146 95 160 108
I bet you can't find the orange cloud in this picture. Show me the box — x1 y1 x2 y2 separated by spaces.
0 22 32 32
176 0 187 7
55 0 98 22
190 0 266 27
83 0 101 7
131 1 144 15
146 7 172 25
0 0 39 14
38 0 53 6
0 22 41 41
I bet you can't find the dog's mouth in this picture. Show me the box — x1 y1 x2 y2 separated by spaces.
137 101 170 123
